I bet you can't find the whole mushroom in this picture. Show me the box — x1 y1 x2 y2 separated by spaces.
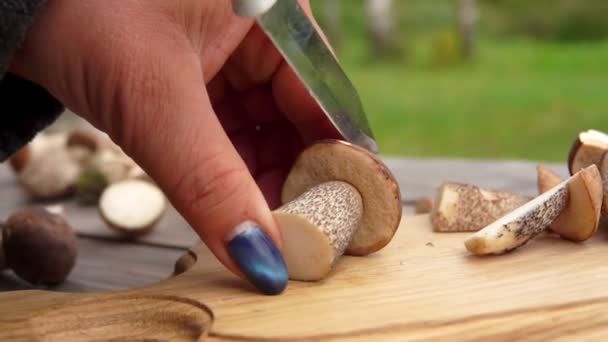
0 208 78 285
273 140 402 281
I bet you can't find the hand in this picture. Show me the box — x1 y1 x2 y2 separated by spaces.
10 0 339 295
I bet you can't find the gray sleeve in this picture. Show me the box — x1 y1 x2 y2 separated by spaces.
0 0 64 162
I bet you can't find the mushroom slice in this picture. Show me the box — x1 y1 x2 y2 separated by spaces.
537 165 564 193
568 129 608 174
465 180 569 255
274 181 363 281
281 140 402 256
431 182 530 232
550 165 602 241
99 180 166 237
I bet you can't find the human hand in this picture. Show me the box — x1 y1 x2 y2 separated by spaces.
10 0 339 295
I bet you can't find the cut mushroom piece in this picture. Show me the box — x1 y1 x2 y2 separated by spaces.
280 140 402 257
550 165 602 241
274 181 363 281
431 182 530 232
536 165 602 241
568 129 608 175
464 180 569 255
99 179 166 238
0 207 78 285
537 165 564 193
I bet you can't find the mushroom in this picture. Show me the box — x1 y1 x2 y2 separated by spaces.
537 165 602 242
9 133 82 200
465 165 601 255
0 207 78 285
537 165 564 193
430 182 531 232
273 140 402 281
568 129 608 175
99 179 167 238
414 197 434 214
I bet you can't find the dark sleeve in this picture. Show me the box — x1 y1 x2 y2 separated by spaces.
0 0 64 162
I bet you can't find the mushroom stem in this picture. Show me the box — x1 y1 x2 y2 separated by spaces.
273 181 363 281
431 182 531 232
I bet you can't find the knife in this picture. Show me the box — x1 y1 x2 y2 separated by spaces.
232 0 379 154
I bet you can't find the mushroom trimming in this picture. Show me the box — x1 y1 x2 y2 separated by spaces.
465 165 602 255
430 182 530 232
272 140 402 281
0 207 78 285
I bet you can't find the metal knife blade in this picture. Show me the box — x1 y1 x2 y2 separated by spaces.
233 0 378 153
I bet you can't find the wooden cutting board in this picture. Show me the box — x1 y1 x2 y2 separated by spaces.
3 213 608 341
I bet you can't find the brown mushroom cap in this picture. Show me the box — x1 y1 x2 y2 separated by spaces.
2 208 78 285
568 129 608 175
281 140 402 256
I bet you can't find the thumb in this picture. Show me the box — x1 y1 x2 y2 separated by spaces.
119 56 288 295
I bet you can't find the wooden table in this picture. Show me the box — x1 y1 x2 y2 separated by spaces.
0 157 567 293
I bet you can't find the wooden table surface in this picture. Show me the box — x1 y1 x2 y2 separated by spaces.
0 155 568 294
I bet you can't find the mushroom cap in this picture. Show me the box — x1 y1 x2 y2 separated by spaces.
567 129 608 175
2 208 78 285
281 140 402 256
550 165 602 241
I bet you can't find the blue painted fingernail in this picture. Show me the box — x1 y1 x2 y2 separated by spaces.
226 221 288 295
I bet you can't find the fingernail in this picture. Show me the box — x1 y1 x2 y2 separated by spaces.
226 221 288 295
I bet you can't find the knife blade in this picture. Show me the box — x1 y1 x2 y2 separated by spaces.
232 0 379 153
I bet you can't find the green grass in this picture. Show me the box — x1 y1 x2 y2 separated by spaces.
310 1 608 161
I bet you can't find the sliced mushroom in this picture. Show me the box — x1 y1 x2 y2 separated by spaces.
464 181 568 255
99 179 166 238
0 207 78 285
275 140 402 280
431 182 530 232
537 165 564 193
568 129 608 175
536 165 602 241
466 165 600 255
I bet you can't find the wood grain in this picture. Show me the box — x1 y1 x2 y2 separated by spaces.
2 214 608 340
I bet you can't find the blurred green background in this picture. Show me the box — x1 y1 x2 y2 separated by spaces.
310 0 608 161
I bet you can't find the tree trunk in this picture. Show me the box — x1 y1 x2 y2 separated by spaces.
365 0 398 57
458 0 478 60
